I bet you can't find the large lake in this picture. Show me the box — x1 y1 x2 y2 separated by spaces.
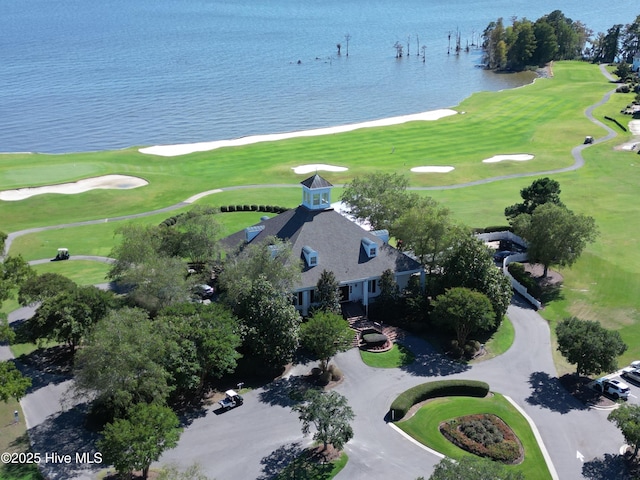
0 0 633 153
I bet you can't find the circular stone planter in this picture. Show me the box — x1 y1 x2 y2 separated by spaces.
359 329 392 353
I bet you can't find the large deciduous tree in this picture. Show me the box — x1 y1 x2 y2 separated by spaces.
428 456 524 480
392 196 465 278
300 311 353 373
27 285 113 355
556 316 627 376
18 272 76 306
608 404 640 457
340 172 414 231
1 255 35 307
293 389 355 451
98 403 181 480
233 276 301 369
431 287 495 346
109 224 193 314
439 236 512 322
512 203 598 278
74 308 173 420
156 302 241 395
0 361 32 402
504 177 564 221
219 237 301 307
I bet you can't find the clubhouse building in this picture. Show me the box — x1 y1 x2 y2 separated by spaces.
221 174 423 316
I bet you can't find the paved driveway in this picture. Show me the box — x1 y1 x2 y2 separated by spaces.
158 296 630 480
7 294 632 480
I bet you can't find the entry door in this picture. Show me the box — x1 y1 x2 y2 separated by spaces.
339 285 350 303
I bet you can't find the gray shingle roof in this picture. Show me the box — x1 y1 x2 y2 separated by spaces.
221 205 422 290
300 174 333 189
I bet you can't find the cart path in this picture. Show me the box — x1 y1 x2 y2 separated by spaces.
2 65 619 259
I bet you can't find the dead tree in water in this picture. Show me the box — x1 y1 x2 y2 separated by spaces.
421 44 426 62
447 31 451 54
416 34 420 58
407 35 411 56
344 33 351 56
336 43 341 55
393 41 403 58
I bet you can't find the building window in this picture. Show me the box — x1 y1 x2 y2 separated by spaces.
310 289 317 304
369 247 377 256
309 255 317 266
295 291 303 306
368 279 377 293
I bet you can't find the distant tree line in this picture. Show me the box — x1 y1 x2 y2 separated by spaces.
482 10 590 71
483 10 640 71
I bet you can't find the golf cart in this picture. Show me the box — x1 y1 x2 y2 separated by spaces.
218 390 243 411
53 248 70 261
584 136 594 144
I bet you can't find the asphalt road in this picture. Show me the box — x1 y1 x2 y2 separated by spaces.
157 296 629 480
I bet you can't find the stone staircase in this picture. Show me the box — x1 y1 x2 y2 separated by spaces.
344 306 405 348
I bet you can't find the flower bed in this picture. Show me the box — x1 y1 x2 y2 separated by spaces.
440 413 523 464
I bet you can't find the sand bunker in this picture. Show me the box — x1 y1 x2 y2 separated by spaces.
482 154 534 163
0 175 148 201
139 109 458 157
629 120 640 136
410 166 455 173
291 164 348 175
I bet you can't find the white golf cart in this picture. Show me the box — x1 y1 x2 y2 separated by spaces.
218 389 243 411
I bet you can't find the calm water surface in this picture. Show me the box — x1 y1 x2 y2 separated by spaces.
0 0 633 153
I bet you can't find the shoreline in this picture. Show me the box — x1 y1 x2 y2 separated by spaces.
138 109 458 157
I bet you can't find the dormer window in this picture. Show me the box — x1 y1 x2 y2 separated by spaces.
361 238 378 258
302 245 318 267
371 229 389 244
245 225 265 242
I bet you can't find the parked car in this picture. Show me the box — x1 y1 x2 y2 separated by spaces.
593 378 630 400
218 390 243 411
622 368 640 384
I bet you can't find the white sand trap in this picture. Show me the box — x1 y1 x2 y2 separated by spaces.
482 154 534 163
410 166 455 173
629 120 640 135
0 175 148 201
139 109 458 157
291 164 348 175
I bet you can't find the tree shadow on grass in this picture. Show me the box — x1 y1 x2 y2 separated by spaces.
29 402 103 479
582 453 631 479
525 371 589 413
399 335 470 377
256 441 304 480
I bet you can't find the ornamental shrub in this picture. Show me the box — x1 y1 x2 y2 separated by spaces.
389 380 490 420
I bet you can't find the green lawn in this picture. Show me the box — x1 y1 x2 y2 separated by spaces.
1 61 639 373
397 393 551 480
481 316 516 361
360 343 415 368
0 400 43 480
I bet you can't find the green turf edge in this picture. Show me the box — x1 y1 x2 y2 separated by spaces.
0 400 44 480
359 343 416 368
396 393 552 480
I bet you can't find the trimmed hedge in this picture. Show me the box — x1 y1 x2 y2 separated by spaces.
390 379 490 421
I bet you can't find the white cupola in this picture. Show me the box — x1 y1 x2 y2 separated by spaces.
300 174 333 210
